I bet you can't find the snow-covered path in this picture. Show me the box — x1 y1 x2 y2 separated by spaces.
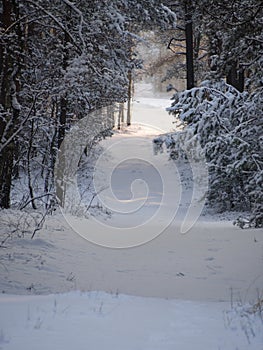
1 98 262 302
0 97 262 349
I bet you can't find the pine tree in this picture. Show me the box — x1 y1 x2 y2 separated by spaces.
158 0 263 227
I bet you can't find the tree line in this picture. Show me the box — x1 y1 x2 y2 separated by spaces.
1 0 262 228
0 0 175 210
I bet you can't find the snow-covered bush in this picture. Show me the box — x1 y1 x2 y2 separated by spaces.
161 80 262 227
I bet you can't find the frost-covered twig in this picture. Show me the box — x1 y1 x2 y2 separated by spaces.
85 186 109 214
61 0 86 52
31 210 49 239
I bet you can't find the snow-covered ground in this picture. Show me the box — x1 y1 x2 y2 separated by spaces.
1 291 262 350
0 96 262 349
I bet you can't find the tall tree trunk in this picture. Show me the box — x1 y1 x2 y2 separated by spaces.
58 96 67 149
27 120 37 209
118 103 124 130
57 11 70 149
0 0 12 140
185 0 195 90
126 70 132 126
44 129 57 209
56 13 71 207
0 0 21 208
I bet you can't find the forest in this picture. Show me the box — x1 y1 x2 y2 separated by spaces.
0 0 262 227
0 2 263 348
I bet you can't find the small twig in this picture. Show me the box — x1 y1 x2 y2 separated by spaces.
0 235 10 248
0 229 18 248
31 210 49 239
85 193 98 213
85 186 109 213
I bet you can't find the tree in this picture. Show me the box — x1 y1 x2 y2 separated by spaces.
197 0 262 90
0 0 177 209
158 0 263 227
184 0 195 89
164 0 208 90
0 0 24 208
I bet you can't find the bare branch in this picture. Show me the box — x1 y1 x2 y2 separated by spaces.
20 193 55 210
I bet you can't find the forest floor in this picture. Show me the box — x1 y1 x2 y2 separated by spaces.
0 96 262 349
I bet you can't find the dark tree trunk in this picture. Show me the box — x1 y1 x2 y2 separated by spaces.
126 70 132 126
57 15 70 149
0 148 14 208
27 120 37 209
58 96 67 149
118 103 124 129
185 0 195 90
0 0 21 208
226 62 244 92
0 0 12 140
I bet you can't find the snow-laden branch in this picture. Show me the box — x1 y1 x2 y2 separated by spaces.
165 80 263 227
161 5 177 26
2 13 32 35
240 55 262 67
24 0 82 54
60 0 86 52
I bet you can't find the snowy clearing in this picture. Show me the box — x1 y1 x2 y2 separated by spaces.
1 211 262 303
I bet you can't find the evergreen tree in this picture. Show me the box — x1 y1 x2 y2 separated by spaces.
158 0 263 227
